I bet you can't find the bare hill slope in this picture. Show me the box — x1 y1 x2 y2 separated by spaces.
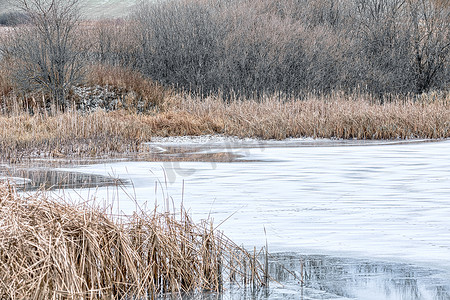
81 0 137 18
0 0 136 19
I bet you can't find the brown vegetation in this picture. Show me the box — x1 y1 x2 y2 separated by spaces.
86 65 166 110
0 183 267 299
165 91 450 140
0 110 150 161
1 89 449 162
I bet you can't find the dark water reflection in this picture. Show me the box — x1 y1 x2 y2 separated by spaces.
195 253 450 300
0 166 125 191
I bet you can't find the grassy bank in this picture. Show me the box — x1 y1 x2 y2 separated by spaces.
1 91 450 161
167 92 450 140
0 184 267 299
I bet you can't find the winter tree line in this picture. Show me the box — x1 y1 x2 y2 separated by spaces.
0 0 449 109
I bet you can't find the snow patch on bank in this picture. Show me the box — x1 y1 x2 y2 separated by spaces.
148 135 438 147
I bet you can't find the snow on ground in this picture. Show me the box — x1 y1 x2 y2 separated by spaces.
148 135 434 148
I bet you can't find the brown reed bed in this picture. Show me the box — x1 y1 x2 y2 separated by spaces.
1 90 450 162
0 108 221 162
0 183 267 299
165 91 450 140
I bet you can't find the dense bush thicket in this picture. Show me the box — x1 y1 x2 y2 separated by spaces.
98 0 448 97
1 0 449 105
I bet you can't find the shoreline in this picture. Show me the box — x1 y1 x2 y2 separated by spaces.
1 91 450 163
148 134 447 147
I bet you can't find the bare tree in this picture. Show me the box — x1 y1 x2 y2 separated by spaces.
407 0 449 93
6 0 84 110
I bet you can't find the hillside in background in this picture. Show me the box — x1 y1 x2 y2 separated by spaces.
80 0 136 18
0 0 135 19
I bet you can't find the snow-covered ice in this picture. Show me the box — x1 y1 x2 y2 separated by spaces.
55 139 450 273
48 138 450 298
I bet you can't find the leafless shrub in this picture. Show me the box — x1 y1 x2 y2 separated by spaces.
352 0 449 95
134 0 224 93
407 0 450 93
3 0 86 111
89 18 139 67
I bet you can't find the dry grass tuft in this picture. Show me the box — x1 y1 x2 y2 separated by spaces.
0 184 267 299
0 110 150 161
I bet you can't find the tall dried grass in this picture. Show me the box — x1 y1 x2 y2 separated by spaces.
165 91 450 140
0 110 150 161
1 91 449 162
0 183 267 299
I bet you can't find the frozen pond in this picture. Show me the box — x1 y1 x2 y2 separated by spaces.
200 253 450 300
0 164 125 191
9 137 450 299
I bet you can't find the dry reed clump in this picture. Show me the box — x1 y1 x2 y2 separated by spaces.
0 184 267 299
0 110 151 161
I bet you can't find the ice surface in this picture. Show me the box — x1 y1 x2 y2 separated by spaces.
55 139 450 273
0 176 32 186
